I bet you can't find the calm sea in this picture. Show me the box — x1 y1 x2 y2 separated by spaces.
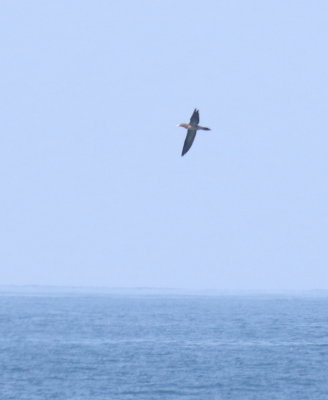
1 291 328 399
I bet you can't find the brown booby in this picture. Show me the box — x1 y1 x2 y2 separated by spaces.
177 109 211 156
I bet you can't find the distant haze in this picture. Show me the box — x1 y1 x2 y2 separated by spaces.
1 1 328 291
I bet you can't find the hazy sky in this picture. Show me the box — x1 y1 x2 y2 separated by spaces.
1 1 328 290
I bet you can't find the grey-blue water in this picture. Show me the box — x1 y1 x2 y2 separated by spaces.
1 291 328 399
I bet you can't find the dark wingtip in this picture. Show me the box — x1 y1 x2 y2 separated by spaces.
181 147 189 156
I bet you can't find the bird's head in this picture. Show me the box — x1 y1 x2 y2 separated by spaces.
176 123 189 129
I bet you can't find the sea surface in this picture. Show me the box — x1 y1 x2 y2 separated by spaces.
1 290 328 399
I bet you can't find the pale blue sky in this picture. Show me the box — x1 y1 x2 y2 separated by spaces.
1 1 328 290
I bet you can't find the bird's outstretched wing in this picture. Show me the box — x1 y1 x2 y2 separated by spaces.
189 109 199 125
181 129 197 156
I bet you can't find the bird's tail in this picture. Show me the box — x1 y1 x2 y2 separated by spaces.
199 126 211 131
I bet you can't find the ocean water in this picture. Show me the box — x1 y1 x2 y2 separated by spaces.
1 291 328 399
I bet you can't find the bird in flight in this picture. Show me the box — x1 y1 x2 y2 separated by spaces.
177 109 211 156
